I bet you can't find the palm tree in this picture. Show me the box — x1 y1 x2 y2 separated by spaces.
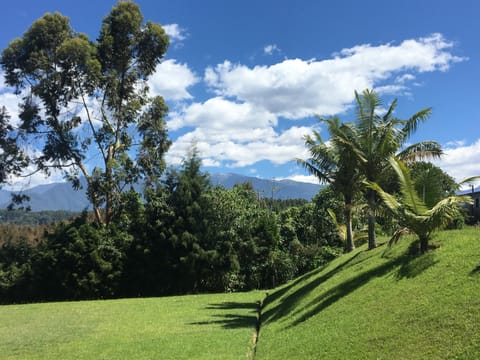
370 157 476 253
342 89 443 250
298 116 361 252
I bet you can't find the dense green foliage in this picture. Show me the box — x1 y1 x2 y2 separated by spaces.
0 107 26 184
0 152 342 303
0 209 77 225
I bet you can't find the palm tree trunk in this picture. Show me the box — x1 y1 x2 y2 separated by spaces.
419 236 429 253
367 189 377 249
344 198 355 252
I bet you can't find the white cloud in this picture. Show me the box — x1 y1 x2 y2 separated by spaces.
205 34 464 119
264 44 280 55
0 92 21 127
148 59 199 101
166 123 312 168
163 23 187 42
445 139 466 148
279 174 321 184
374 84 408 95
202 158 221 167
165 93 314 168
4 168 65 191
435 139 480 183
395 74 416 84
167 97 277 132
169 34 464 169
2 148 66 190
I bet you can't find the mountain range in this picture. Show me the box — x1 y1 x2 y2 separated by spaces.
0 173 322 212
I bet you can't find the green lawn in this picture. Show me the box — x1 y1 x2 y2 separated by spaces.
0 291 262 360
256 228 480 359
1 228 480 359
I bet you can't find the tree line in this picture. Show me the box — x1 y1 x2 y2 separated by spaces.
0 151 345 303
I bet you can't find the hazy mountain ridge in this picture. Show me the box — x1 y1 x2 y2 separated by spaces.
0 174 322 211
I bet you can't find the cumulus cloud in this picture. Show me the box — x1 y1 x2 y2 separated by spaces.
148 59 199 101
1 33 468 184
205 34 464 119
163 23 187 42
167 34 465 169
166 122 312 168
435 140 480 183
167 97 277 132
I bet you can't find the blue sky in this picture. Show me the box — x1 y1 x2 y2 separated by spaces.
1 0 479 188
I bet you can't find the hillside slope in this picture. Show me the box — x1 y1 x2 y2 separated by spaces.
0 229 479 359
256 228 480 359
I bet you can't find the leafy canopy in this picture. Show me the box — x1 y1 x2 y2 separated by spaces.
0 2 171 225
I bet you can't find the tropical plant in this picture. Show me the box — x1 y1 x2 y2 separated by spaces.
341 89 443 249
298 116 361 252
409 161 458 208
369 157 475 253
327 207 368 247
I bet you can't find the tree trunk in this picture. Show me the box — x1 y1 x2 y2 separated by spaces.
419 236 429 253
344 198 355 252
367 189 377 250
77 161 104 225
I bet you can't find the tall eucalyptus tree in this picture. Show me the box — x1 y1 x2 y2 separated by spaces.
1 2 171 225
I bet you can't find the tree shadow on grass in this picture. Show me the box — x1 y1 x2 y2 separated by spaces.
206 302 258 310
470 264 480 276
189 301 258 329
287 246 437 327
395 250 437 279
262 250 378 325
190 313 257 329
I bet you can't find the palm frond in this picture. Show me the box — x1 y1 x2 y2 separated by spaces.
367 180 402 212
334 130 367 164
401 107 432 139
327 208 347 241
382 98 397 121
459 175 480 186
397 141 443 163
355 89 382 136
296 158 332 185
389 157 428 215
426 195 471 229
388 227 411 247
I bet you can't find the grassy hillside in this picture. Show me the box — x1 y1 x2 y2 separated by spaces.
1 228 479 359
256 227 480 359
